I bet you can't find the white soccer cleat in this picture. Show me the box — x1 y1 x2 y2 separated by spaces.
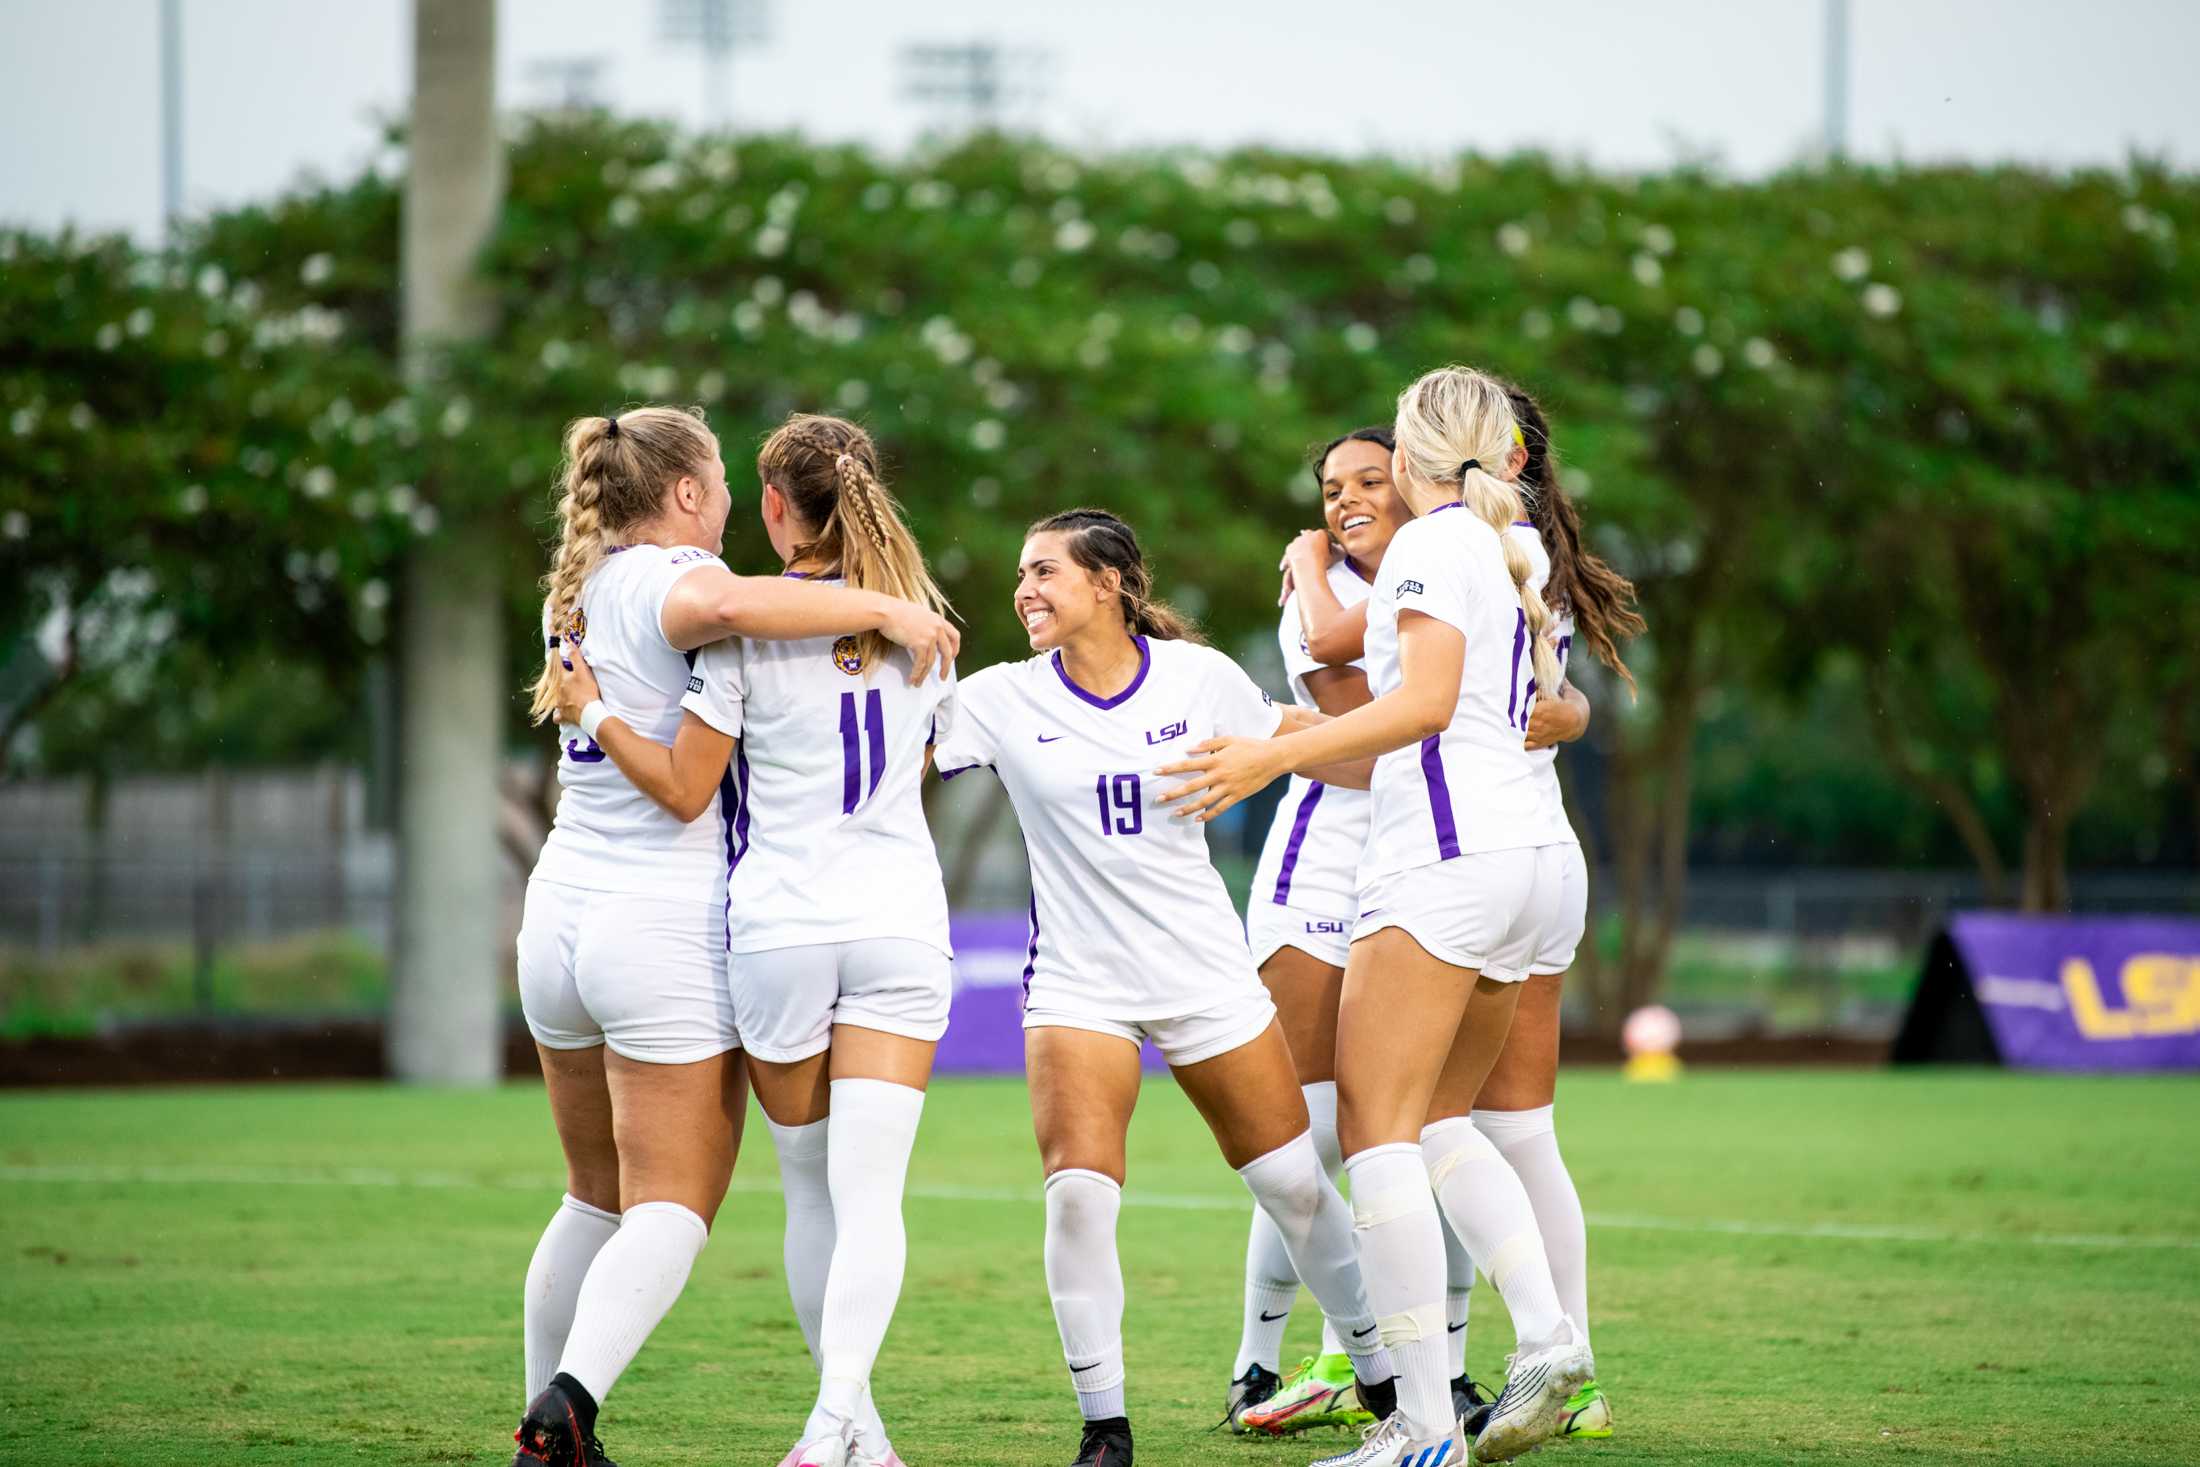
787 1427 852 1467
1309 1413 1467 1467
1471 1333 1596 1462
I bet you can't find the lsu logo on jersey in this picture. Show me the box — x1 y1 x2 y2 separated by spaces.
565 605 589 645
1145 720 1188 745
831 635 865 675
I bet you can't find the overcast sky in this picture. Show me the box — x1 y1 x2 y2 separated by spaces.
5 0 2197 240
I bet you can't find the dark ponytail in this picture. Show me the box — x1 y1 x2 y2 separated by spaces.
1502 383 1644 693
1027 507 1204 645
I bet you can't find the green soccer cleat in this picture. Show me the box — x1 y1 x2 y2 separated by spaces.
1557 1381 1612 1440
1236 1353 1376 1435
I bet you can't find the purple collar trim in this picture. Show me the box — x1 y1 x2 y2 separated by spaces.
605 543 635 554
1427 501 1463 516
1344 555 1376 584
1512 519 1535 528
1052 635 1151 710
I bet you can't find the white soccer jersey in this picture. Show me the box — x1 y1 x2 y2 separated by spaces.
932 635 1285 1020
531 543 736 906
681 579 955 956
1248 558 1376 921
1360 507 1576 881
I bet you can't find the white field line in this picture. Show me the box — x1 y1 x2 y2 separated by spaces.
2 1162 2194 1253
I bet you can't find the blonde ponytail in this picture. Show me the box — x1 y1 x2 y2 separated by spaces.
1395 366 1562 705
760 414 954 674
527 406 721 724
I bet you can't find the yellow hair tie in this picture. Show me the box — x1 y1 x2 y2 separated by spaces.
1511 422 1526 447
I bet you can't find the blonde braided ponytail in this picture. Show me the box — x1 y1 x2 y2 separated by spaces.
758 413 953 674
527 407 720 724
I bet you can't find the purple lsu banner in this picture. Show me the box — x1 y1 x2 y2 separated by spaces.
935 912 1176 1074
1948 912 2200 1072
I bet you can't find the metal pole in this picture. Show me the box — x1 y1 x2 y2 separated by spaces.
161 0 184 240
1823 0 1850 160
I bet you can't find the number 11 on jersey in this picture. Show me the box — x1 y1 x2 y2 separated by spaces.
839 689 886 813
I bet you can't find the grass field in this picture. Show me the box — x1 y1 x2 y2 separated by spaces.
5 1070 2198 1466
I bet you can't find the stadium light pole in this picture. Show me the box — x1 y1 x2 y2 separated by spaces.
390 0 506 1086
160 0 183 243
1823 0 1850 160
660 0 770 132
898 41 1050 134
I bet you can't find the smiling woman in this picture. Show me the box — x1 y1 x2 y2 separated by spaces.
928 506 1401 1467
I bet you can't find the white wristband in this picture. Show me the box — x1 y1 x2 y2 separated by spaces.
578 700 611 741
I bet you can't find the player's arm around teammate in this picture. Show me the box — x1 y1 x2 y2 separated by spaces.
928 509 1398 1467
1158 369 1593 1466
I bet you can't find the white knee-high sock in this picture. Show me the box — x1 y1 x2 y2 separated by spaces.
1240 1130 1395 1387
555 1200 709 1406
1344 1143 1450 1438
1303 1082 1351 1361
1233 1083 1353 1374
805 1079 926 1439
1420 1117 1567 1352
1044 1169 1127 1421
769 1116 835 1366
524 1193 621 1401
1474 1105 1588 1349
1441 1212 1476 1378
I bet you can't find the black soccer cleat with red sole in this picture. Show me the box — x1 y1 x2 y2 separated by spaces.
511 1373 618 1467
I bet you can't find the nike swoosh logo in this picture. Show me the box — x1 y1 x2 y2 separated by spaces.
1259 1310 1288 1322
1068 1358 1103 1372
1037 734 1065 743
1448 1322 1466 1334
1352 1323 1377 1338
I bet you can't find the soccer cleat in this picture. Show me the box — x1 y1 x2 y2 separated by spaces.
787 1425 853 1467
1070 1415 1132 1467
1225 1362 1283 1433
1240 1353 1376 1435
1308 1412 1466 1467
1472 1333 1596 1463
1450 1375 1492 1438
1557 1381 1612 1440
511 1374 617 1467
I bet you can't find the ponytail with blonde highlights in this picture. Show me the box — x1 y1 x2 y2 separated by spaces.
1393 365 1562 700
758 414 952 673
528 405 720 724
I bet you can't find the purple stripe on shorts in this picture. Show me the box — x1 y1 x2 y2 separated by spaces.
1271 781 1326 906
1419 734 1461 860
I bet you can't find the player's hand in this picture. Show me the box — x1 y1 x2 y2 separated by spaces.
1524 686 1590 750
879 602 961 685
1153 736 1285 823
1276 528 1337 607
554 639 602 725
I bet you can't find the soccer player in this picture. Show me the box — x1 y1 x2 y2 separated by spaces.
930 508 1398 1467
1226 427 1417 1435
1424 382 1642 1442
1155 367 1593 1467
511 406 956 1467
560 414 953 1467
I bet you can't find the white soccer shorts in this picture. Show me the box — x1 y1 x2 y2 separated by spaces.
730 937 954 1064
1527 842 1588 977
1353 844 1575 983
1021 985 1278 1068
516 878 740 1064
1247 899 1354 971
